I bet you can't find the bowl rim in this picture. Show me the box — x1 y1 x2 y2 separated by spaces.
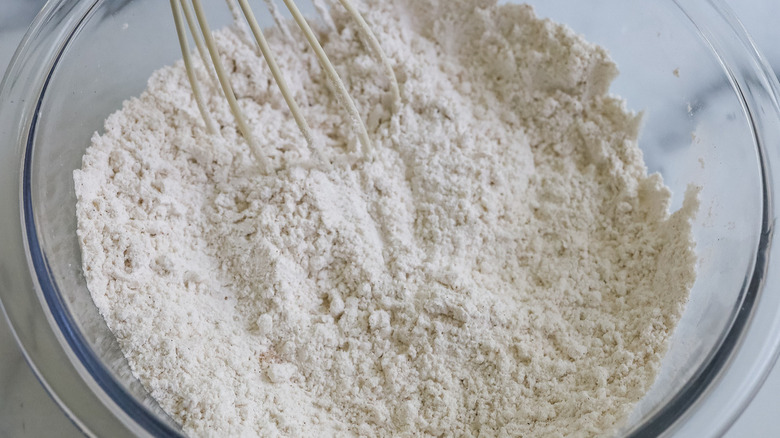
2 0 780 437
0 1 183 436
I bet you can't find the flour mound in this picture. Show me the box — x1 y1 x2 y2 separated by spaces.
74 1 698 436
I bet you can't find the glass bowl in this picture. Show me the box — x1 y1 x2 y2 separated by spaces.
2 0 780 436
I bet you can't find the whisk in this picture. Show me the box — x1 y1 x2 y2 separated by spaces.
168 0 400 173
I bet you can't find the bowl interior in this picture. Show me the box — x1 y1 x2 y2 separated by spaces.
25 0 765 435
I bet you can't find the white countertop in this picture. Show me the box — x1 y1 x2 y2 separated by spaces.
1 1 779 436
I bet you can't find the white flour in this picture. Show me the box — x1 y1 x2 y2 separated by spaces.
74 0 698 436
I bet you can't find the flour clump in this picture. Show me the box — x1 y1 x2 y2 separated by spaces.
74 0 698 436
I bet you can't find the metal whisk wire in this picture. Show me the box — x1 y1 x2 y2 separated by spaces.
169 0 400 173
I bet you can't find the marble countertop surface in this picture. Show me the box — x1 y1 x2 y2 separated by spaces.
2 0 780 437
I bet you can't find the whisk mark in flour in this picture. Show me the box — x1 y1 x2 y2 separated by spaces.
74 0 698 437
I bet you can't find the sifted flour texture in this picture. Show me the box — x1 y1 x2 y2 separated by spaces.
74 0 698 436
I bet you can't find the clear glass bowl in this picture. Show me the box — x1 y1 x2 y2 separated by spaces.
2 0 780 436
